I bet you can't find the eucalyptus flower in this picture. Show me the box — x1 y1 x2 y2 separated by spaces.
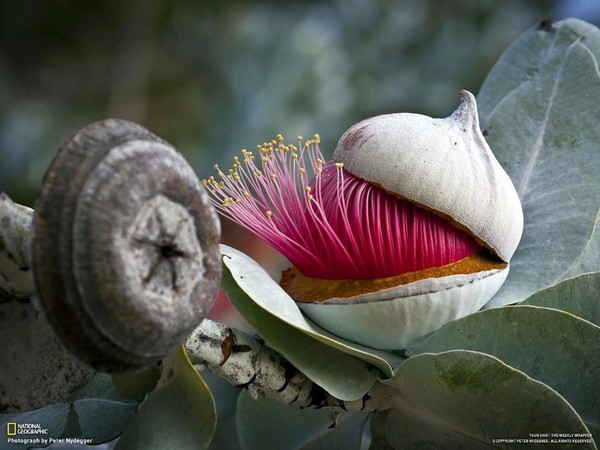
205 91 523 349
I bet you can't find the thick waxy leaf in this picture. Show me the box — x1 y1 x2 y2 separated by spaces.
563 214 600 280
520 271 600 326
114 347 216 450
220 245 403 384
376 351 594 449
478 18 600 306
236 392 369 450
221 251 377 401
408 305 600 440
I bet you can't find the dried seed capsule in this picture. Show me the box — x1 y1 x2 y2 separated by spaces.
33 119 221 371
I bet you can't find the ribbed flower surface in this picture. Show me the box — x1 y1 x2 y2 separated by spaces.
204 135 481 280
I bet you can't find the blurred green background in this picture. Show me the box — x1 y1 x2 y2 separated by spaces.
3 0 598 207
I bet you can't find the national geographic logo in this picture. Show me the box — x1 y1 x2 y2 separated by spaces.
5 422 49 446
5 422 49 436
4 422 93 446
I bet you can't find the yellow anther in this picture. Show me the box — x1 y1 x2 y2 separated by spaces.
243 191 250 197
335 162 344 168
299 168 306 174
305 186 311 192
297 136 303 141
317 159 323 165
265 211 273 218
291 153 298 159
262 157 269 163
235 199 241 204
256 170 263 177
276 134 284 142
307 194 314 200
270 173 277 180
313 133 320 142
213 164 219 170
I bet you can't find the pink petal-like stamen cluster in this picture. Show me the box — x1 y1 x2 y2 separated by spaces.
204 134 481 280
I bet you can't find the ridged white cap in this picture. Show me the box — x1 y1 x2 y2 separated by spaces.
334 90 523 262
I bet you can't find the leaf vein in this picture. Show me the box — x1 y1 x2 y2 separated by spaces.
517 38 582 196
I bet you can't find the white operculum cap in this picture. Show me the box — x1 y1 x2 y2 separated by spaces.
334 90 523 262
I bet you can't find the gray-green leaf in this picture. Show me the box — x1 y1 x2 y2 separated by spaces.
379 350 595 449
478 18 600 306
408 305 600 441
563 213 600 280
114 347 216 450
520 271 600 326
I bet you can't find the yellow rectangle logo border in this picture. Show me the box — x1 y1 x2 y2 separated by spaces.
7 422 16 436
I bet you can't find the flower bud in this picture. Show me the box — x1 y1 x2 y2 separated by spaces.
206 91 523 349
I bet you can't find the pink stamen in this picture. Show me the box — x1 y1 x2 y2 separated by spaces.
204 135 481 280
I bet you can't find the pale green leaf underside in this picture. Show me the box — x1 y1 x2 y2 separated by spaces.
380 350 594 449
408 305 600 441
114 347 216 450
236 392 368 450
520 271 600 326
478 18 600 306
221 245 404 379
